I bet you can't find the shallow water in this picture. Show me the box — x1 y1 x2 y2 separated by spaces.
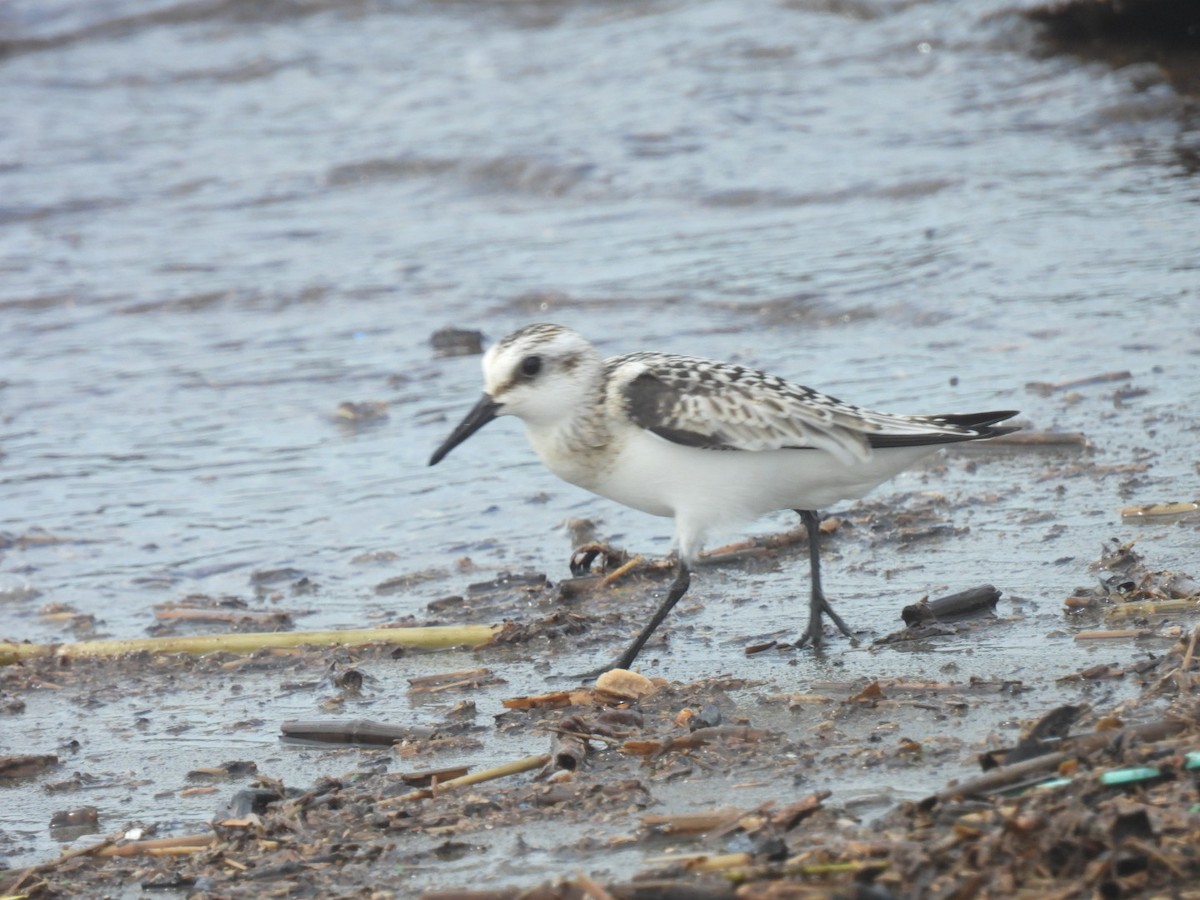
2 0 1199 883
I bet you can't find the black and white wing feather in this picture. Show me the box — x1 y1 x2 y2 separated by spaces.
610 353 1017 466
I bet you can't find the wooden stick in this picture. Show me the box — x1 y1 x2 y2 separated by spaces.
378 753 550 807
0 624 500 666
923 751 1070 806
1073 629 1154 640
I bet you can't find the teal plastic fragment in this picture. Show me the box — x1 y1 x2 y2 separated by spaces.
1098 767 1161 785
1185 751 1200 770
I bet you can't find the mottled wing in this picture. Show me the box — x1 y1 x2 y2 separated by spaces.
613 353 1013 466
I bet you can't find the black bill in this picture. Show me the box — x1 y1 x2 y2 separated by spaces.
428 394 501 466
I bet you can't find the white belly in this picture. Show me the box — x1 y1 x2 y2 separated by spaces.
590 429 937 560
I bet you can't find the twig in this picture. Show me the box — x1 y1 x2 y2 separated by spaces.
600 554 644 587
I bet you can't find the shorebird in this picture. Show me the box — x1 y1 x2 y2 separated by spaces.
429 324 1017 671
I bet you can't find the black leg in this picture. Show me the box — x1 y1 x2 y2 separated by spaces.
794 509 852 648
575 561 691 678
613 560 690 669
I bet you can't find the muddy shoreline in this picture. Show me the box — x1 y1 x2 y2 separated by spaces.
3 524 1199 898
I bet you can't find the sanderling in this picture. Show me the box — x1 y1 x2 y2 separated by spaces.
430 323 1018 671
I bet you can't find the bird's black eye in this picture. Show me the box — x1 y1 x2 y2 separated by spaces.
520 355 542 378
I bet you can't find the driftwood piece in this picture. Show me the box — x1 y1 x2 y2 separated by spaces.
0 754 58 779
902 585 1001 626
279 719 435 746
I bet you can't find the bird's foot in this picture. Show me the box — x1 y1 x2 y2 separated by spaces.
794 619 825 651
794 595 853 649
569 542 630 577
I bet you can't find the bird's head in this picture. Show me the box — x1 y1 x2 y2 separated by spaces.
428 324 601 465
